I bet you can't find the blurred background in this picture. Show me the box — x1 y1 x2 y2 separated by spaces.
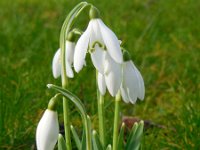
0 0 199 149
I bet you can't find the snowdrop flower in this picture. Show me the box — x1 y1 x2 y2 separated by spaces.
97 50 145 103
74 6 123 73
97 51 122 97
120 51 145 104
52 35 75 78
36 96 59 150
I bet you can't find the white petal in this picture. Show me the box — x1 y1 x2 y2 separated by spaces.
120 63 130 103
97 19 123 63
90 46 106 73
91 19 104 43
127 87 137 104
122 62 137 103
104 55 122 96
36 109 59 150
131 62 145 100
74 23 91 72
120 86 129 103
121 63 136 103
52 49 61 78
123 61 144 103
98 72 106 95
88 20 96 48
65 41 75 78
65 41 75 64
66 61 74 78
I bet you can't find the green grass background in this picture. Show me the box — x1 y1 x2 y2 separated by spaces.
0 0 199 149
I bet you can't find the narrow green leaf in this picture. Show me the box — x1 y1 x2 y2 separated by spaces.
71 125 81 150
47 84 87 119
81 130 86 150
134 121 144 141
126 122 138 148
92 130 104 150
126 121 144 150
87 115 92 150
118 122 125 150
58 134 67 150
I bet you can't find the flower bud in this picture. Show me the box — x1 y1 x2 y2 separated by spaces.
36 109 59 150
89 6 100 19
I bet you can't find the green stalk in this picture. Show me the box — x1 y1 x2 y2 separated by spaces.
96 71 106 147
86 115 92 150
59 2 90 149
112 91 121 150
98 93 105 146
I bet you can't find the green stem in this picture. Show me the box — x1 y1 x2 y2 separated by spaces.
112 91 121 150
98 94 105 146
59 2 90 149
96 71 106 147
63 97 71 149
86 115 92 150
60 11 71 150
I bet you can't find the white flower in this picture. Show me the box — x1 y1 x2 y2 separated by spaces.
96 52 122 97
52 41 75 78
120 61 145 104
74 18 123 73
36 109 59 150
97 50 145 103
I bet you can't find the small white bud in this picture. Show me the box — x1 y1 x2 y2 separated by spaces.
36 109 59 150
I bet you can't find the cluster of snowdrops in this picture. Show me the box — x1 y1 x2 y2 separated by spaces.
36 2 145 150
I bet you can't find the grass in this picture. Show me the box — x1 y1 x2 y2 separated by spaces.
0 0 200 149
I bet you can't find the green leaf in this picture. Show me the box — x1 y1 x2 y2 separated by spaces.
47 85 87 118
118 122 125 150
126 122 138 148
126 121 144 150
81 130 86 150
87 115 92 150
92 130 104 150
58 134 67 150
71 125 81 150
47 84 92 150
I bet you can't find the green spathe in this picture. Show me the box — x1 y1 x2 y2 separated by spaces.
66 31 76 42
47 94 60 111
89 6 100 19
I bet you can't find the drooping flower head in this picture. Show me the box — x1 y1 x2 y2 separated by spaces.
52 32 76 78
97 49 145 103
73 6 123 73
120 50 145 104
